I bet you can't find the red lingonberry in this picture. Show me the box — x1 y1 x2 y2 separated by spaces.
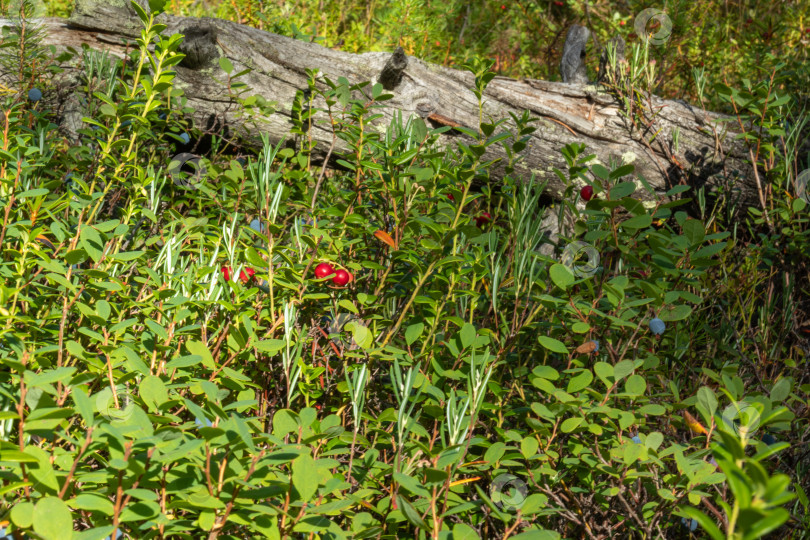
475 212 492 228
580 185 594 201
314 263 335 279
221 266 254 284
332 269 352 286
239 267 255 283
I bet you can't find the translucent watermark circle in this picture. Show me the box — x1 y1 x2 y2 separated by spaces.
721 399 762 440
2 0 46 17
796 169 810 204
95 385 137 422
328 313 369 351
490 474 528 512
167 153 207 189
561 241 600 278
634 8 673 46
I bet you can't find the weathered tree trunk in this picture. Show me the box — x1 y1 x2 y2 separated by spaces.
2 0 757 212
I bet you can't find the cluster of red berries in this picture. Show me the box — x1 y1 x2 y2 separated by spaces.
314 262 353 287
221 266 255 284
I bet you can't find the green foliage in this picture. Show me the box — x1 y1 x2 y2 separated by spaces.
0 1 807 538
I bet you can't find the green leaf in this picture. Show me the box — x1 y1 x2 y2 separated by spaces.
255 340 286 354
73 493 114 516
520 437 539 459
561 417 584 432
683 219 705 246
72 387 94 426
338 300 358 314
349 322 374 349
108 250 144 262
405 323 424 346
393 472 430 499
273 409 299 437
613 360 635 381
219 57 234 74
484 442 506 464
79 226 104 263
549 264 574 290
144 318 168 341
232 413 256 452
459 323 476 349
567 370 593 393
658 304 692 322
148 0 167 14
10 501 34 528
696 386 719 426
624 374 646 396
591 164 610 180
692 241 727 259
645 431 664 451
609 181 637 199
17 188 49 200
139 376 168 413
292 453 319 503
397 494 430 531
621 214 652 230
452 523 481 540
538 336 568 355
185 340 216 370
33 497 73 540
769 378 792 402
510 529 560 540
594 362 614 386
164 355 201 370
0 449 39 463
678 507 724 540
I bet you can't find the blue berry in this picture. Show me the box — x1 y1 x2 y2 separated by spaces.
180 132 190 144
649 318 666 335
121 120 131 127
762 433 777 446
631 435 641 443
249 218 264 233
195 417 213 428
708 456 718 468
592 340 599 352
28 87 42 101
159 112 167 120
681 517 698 531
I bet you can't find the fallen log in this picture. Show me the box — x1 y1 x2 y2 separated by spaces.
2 0 757 213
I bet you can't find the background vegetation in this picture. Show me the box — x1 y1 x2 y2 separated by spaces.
0 0 808 539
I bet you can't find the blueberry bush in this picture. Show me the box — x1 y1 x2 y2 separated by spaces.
0 1 808 539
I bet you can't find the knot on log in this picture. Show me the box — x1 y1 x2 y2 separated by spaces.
178 22 219 70
560 25 590 84
379 46 408 90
